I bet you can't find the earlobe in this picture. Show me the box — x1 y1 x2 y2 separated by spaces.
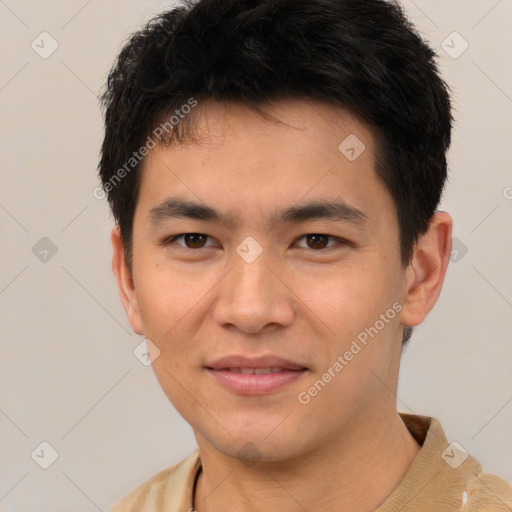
111 226 144 335
400 212 453 327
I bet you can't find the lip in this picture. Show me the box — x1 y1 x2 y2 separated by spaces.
205 355 308 395
207 368 307 395
206 355 307 371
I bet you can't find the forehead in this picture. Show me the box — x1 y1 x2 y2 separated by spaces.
174 98 375 153
135 99 396 231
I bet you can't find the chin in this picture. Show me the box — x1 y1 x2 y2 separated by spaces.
198 423 312 465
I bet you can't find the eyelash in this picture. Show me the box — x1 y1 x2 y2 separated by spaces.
163 233 350 251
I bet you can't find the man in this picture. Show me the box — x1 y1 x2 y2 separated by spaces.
98 0 512 510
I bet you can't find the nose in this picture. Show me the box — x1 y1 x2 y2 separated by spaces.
211 246 295 334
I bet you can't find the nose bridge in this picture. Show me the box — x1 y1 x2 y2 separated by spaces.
232 245 272 297
228 242 276 307
212 241 294 333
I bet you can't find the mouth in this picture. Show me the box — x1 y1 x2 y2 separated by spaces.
205 356 308 395
210 366 301 374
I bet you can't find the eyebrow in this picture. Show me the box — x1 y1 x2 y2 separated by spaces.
148 197 368 229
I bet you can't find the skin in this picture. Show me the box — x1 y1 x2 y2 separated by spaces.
111 99 452 512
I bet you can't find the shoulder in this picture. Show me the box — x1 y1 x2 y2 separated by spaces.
464 471 512 511
390 413 512 512
107 449 201 512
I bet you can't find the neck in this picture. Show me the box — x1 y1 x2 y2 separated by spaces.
193 410 421 512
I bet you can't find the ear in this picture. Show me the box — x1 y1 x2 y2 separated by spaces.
111 226 144 335
400 211 453 327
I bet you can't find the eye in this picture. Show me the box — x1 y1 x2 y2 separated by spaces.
163 233 349 251
164 233 216 249
295 234 346 250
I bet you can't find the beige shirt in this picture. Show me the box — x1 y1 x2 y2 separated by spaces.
108 413 512 511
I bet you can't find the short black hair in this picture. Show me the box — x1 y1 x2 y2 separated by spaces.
98 0 453 347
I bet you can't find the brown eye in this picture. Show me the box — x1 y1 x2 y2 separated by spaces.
165 233 214 249
183 233 208 248
306 234 329 249
295 234 350 251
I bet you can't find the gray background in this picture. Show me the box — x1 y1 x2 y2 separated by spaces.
1 0 511 510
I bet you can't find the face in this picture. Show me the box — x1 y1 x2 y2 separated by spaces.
116 99 417 462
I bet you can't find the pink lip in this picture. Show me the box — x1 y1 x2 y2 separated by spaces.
207 368 307 395
207 355 306 371
205 354 308 395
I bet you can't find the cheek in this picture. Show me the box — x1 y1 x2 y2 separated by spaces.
133 260 220 366
296 264 388 329
135 259 196 329
298 261 402 371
